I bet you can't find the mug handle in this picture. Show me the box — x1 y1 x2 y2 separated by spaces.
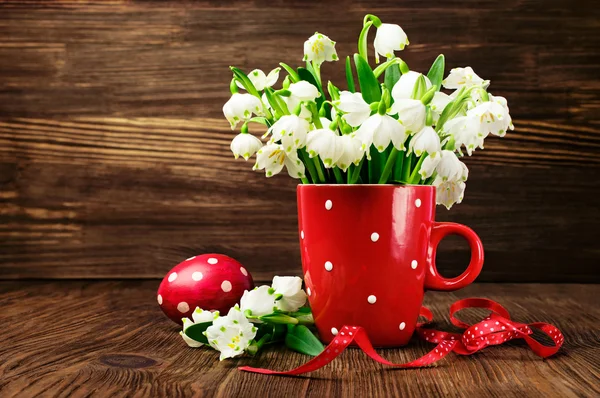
424 222 484 291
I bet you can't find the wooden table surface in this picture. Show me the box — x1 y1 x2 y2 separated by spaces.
1 281 598 397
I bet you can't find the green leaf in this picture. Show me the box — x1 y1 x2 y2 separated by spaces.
345 56 356 93
384 63 401 92
264 88 289 116
184 321 212 345
411 75 427 100
248 117 270 126
373 58 400 78
426 54 445 91
297 67 325 108
259 313 299 325
327 81 340 101
279 62 300 83
285 325 324 356
230 67 260 97
354 53 381 103
255 323 286 343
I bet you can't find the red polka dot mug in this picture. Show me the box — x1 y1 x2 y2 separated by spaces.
297 185 484 347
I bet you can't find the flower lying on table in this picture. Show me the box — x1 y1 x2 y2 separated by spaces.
180 276 322 360
225 14 513 209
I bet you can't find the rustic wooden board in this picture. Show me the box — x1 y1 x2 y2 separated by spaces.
0 281 598 397
0 1 599 281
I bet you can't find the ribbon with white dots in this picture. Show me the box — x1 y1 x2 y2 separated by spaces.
238 298 564 376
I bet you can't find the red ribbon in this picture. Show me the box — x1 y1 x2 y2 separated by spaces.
239 298 564 375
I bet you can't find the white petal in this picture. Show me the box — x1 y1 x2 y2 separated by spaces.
419 153 441 179
289 81 320 102
272 276 303 296
247 69 268 91
283 150 306 179
409 126 441 156
335 135 364 171
265 67 281 88
180 331 203 348
391 71 432 101
191 307 215 324
303 32 338 64
374 23 409 63
442 67 485 90
391 98 426 134
240 285 275 317
230 133 263 160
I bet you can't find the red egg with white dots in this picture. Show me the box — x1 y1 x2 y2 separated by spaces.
157 254 253 324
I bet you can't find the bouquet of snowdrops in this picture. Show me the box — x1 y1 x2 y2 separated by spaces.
225 14 513 209
180 276 323 360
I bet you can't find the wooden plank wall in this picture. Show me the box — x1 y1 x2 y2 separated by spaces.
0 0 598 282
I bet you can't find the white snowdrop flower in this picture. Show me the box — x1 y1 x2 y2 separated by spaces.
373 23 409 63
391 71 432 100
430 92 452 122
272 276 307 313
434 176 466 210
467 100 511 137
206 305 257 360
442 67 485 90
408 126 441 157
435 150 464 182
240 285 276 318
253 143 305 179
390 98 426 134
489 94 514 132
459 161 469 182
266 115 311 152
223 93 263 129
236 68 280 91
286 81 321 111
354 114 407 152
335 134 364 172
336 91 371 127
419 153 441 179
180 307 218 348
230 133 263 160
303 32 338 65
443 116 484 156
305 128 344 168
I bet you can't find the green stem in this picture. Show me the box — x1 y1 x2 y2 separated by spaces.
300 176 309 184
378 148 399 184
333 167 344 184
312 157 326 183
247 333 271 356
401 153 413 183
408 155 427 184
349 159 364 184
299 149 318 183
392 150 405 181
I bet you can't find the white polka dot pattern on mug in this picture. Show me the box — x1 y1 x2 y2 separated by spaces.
325 200 333 210
367 295 377 304
324 261 333 271
371 232 379 242
415 198 421 208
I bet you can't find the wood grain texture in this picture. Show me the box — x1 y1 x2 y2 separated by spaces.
0 1 599 281
0 281 598 397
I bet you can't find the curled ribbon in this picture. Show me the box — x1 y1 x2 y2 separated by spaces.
239 298 564 376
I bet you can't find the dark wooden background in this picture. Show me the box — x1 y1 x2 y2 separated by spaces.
0 0 598 282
